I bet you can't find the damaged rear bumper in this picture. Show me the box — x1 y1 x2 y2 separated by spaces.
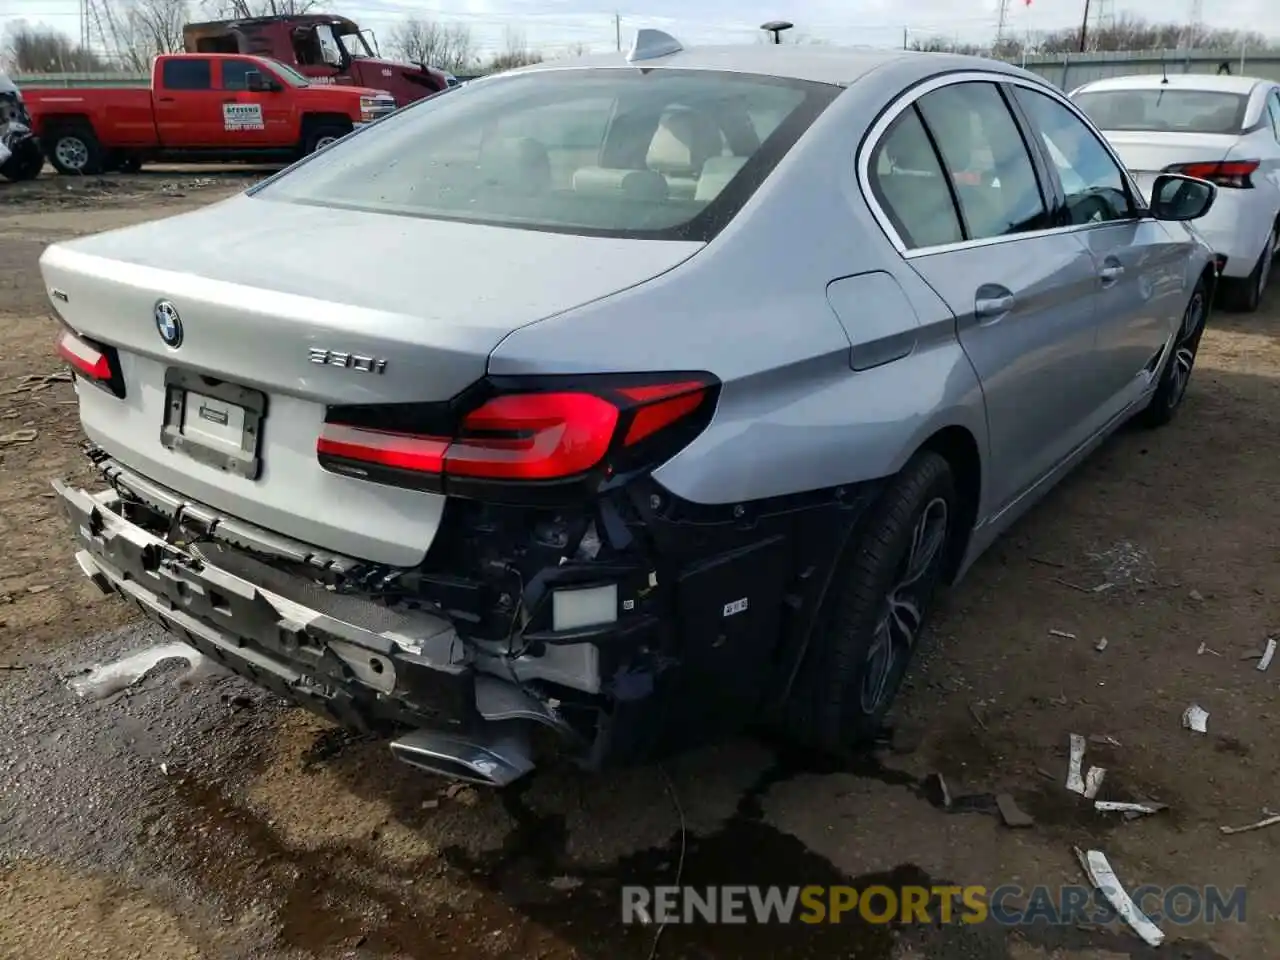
52 478 576 785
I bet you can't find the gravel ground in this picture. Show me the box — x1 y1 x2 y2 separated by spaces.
1 167 1277 960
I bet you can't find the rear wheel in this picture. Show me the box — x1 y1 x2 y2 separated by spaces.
1141 277 1209 428
46 126 104 176
1221 226 1275 313
782 451 956 754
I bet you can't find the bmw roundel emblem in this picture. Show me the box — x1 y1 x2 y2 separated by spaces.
154 300 183 347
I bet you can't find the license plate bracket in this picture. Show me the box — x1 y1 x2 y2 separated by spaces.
161 367 266 480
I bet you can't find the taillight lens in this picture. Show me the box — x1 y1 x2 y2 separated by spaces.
318 374 719 500
1166 160 1258 189
56 328 125 397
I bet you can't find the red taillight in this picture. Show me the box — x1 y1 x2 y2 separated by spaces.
57 328 112 380
1167 160 1258 189
56 328 124 397
317 374 718 496
448 392 619 479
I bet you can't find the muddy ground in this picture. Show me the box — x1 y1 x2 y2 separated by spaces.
1 168 1277 960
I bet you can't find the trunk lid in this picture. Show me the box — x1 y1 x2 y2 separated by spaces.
1102 131 1238 199
41 195 702 565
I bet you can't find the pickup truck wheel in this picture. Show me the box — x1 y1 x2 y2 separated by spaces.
47 127 104 176
304 124 350 155
781 451 956 755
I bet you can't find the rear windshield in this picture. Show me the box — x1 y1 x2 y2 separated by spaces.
1072 89 1248 135
252 68 838 240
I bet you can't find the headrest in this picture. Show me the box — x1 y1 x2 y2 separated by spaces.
646 107 723 177
572 166 669 202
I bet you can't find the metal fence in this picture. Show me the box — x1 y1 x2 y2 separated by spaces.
1014 48 1280 91
13 48 1280 91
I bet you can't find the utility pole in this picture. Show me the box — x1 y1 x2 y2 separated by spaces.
902 27 908 50
615 13 621 52
996 0 1012 47
1077 0 1091 52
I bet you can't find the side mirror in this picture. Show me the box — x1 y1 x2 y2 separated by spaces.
1149 173 1217 221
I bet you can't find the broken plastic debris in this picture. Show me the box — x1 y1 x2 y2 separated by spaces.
1258 637 1276 673
1182 704 1209 734
1083 767 1106 800
1219 812 1280 836
1095 800 1165 819
1048 629 1077 640
1066 733 1106 798
67 642 225 700
1074 848 1165 947
1094 637 1108 652
1088 734 1122 747
996 793 1034 828
1066 734 1087 794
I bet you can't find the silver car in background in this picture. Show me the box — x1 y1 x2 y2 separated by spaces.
43 32 1218 786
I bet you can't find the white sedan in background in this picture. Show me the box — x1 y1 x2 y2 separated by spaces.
1071 73 1280 312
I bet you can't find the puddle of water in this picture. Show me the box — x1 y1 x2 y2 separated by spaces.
67 642 226 700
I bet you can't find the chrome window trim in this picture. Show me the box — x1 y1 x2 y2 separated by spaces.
858 70 1149 260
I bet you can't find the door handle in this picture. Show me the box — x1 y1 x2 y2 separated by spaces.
1099 263 1125 284
158 96 175 102
975 293 1015 319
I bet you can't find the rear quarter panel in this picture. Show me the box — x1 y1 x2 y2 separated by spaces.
487 59 990 511
24 88 158 148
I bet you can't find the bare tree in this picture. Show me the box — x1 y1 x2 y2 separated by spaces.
115 0 189 71
2 24 109 72
484 27 542 72
908 36 988 55
387 17 475 71
1035 14 1272 54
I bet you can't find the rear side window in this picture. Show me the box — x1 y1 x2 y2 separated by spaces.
251 69 838 241
870 108 964 249
915 82 1049 241
1072 89 1248 135
162 59 212 91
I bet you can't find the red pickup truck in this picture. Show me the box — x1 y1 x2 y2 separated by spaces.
23 53 396 175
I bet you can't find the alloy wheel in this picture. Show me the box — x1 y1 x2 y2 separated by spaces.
1166 289 1206 411
859 496 949 714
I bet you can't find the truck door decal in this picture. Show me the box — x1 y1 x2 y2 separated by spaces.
223 103 264 131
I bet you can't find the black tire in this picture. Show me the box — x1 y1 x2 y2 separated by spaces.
45 125 104 176
1141 277 1209 428
1220 228 1275 313
0 139 44 181
782 450 956 754
303 124 350 156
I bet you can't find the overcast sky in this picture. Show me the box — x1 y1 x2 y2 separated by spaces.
4 0 1279 59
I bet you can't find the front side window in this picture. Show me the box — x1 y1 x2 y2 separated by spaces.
1014 86 1135 226
915 82 1050 241
163 58 212 91
1268 90 1280 142
252 69 838 240
220 59 259 91
1072 88 1248 135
